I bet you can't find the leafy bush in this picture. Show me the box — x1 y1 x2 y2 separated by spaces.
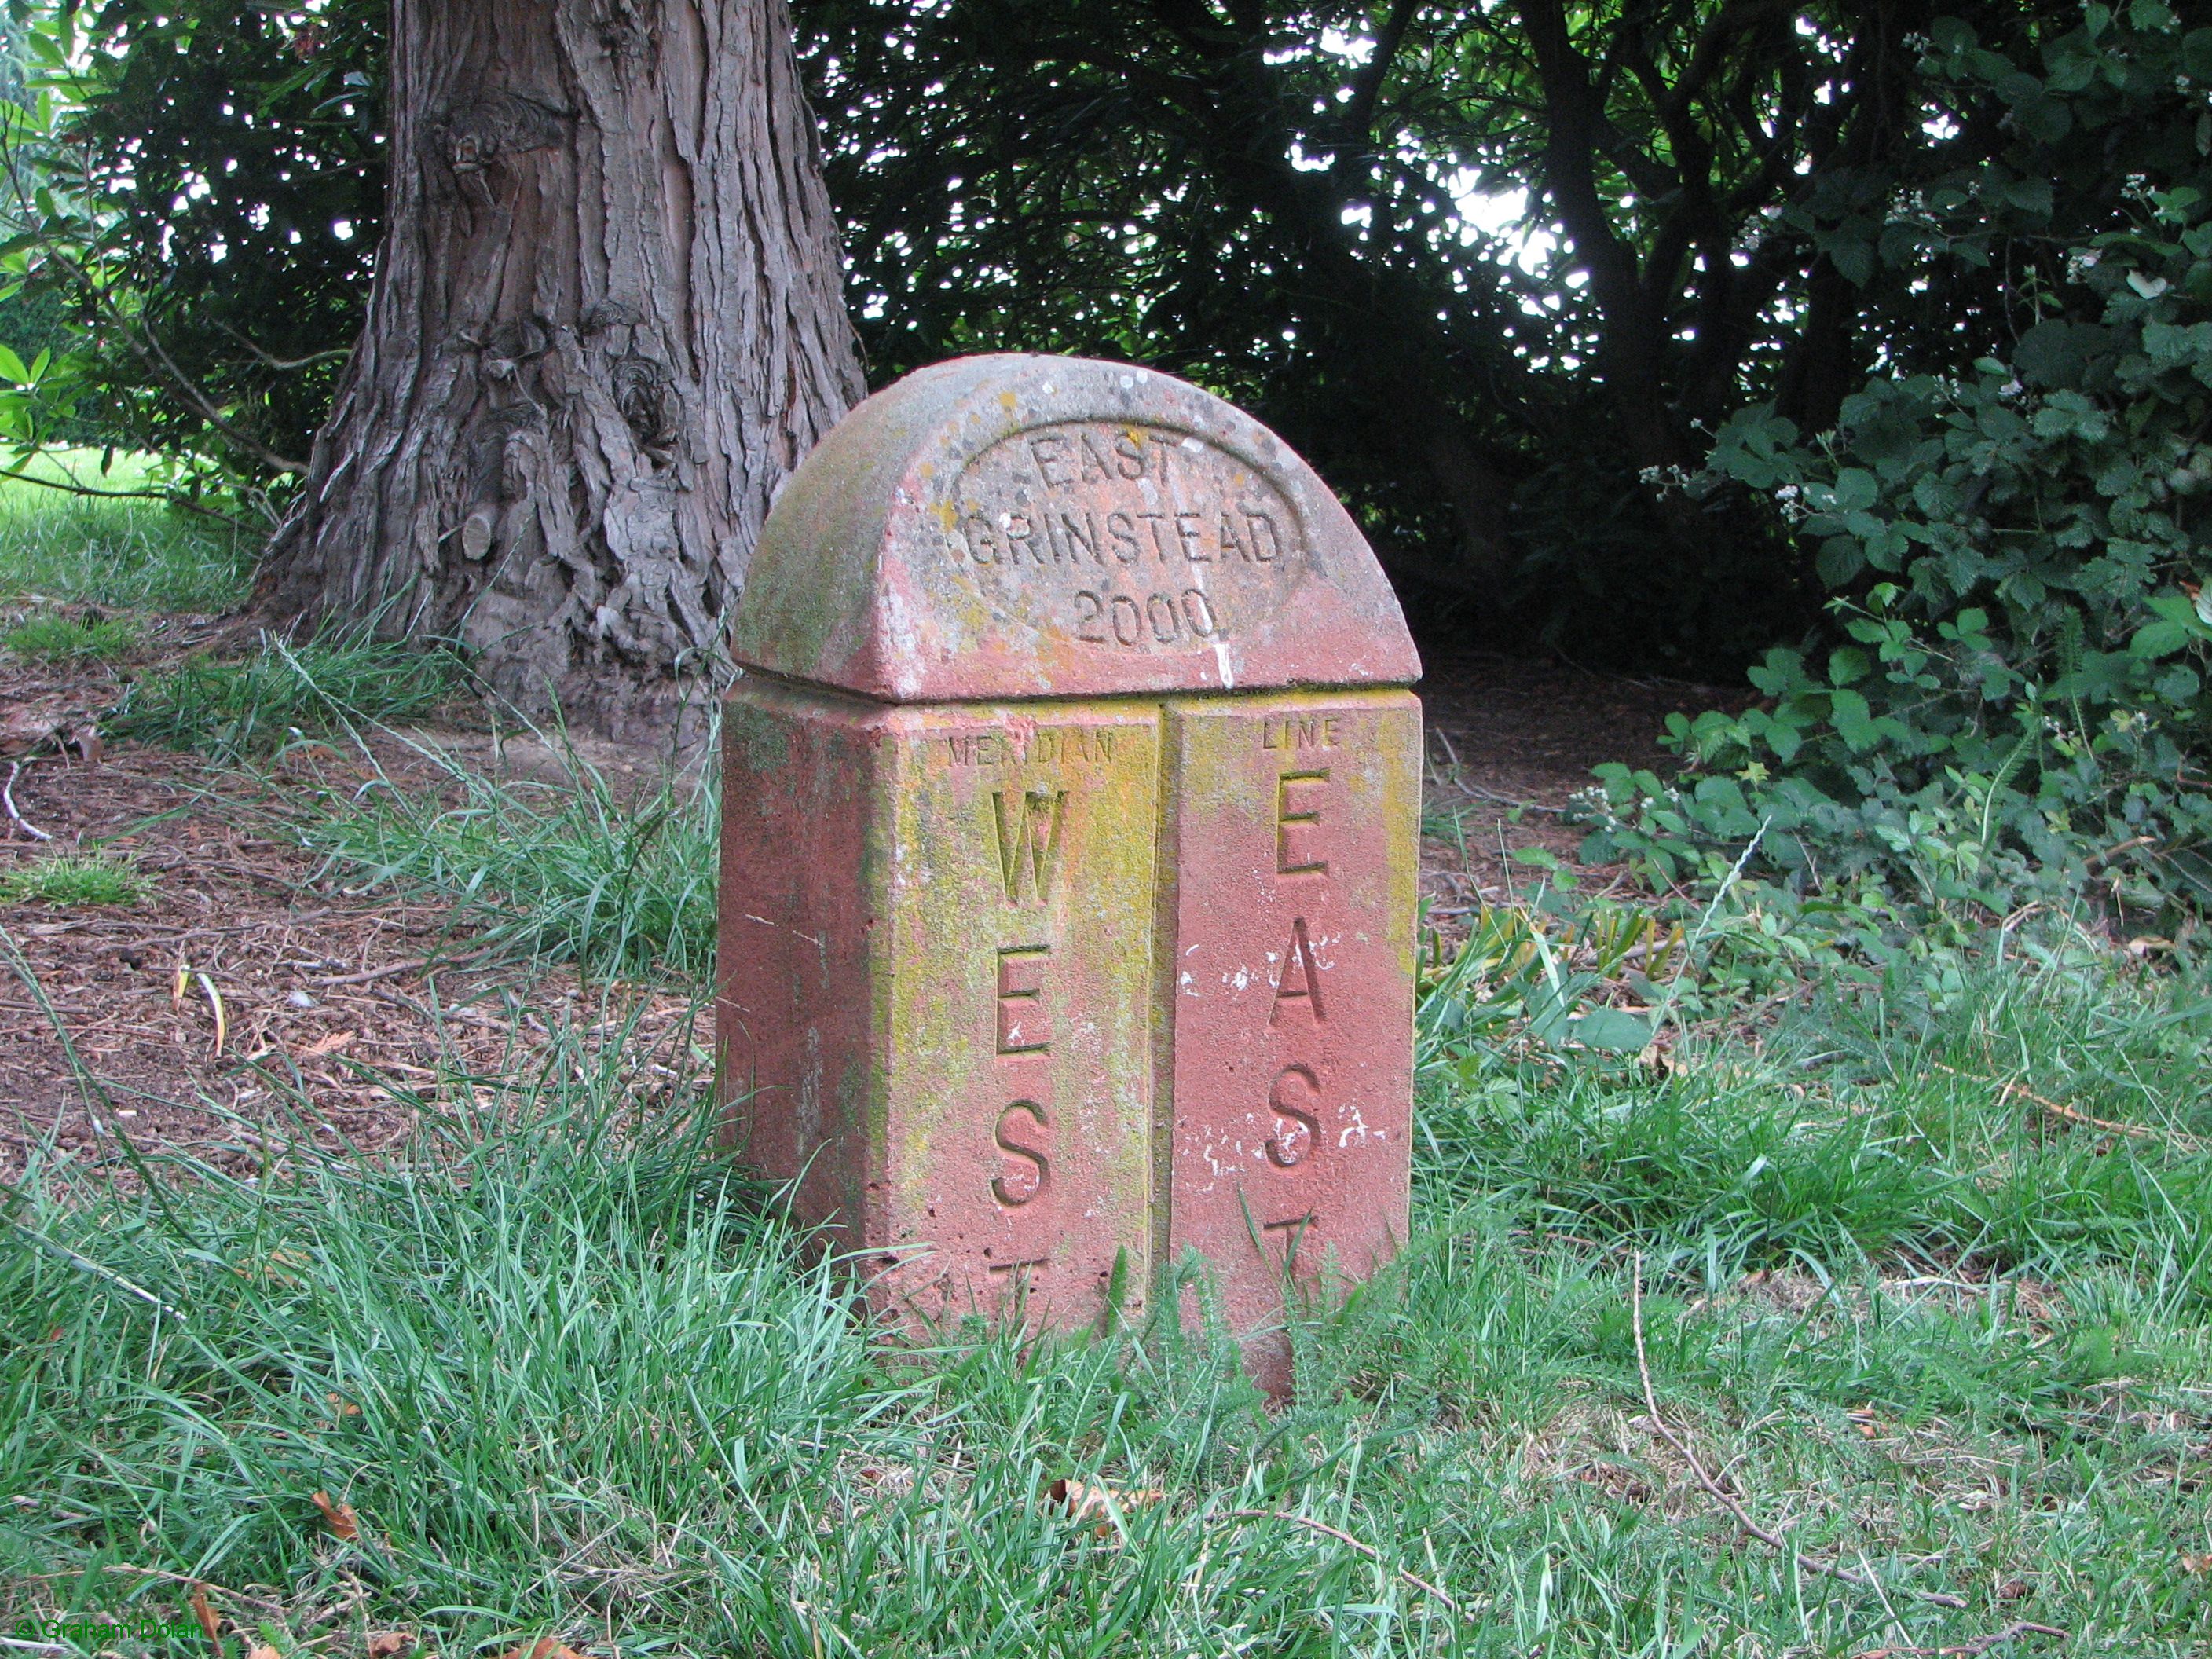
1580 9 2212 936
0 2 382 504
108 632 456 760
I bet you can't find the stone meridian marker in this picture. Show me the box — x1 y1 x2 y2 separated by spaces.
718 353 1421 1387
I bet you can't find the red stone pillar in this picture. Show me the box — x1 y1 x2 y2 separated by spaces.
718 354 1423 1385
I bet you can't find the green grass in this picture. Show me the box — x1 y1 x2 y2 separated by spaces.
4 947 2209 1655
108 632 460 761
0 482 2203 1654
298 723 717 980
1 611 143 663
0 450 255 613
0 850 152 906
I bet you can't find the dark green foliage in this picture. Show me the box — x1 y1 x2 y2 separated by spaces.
3 0 2183 676
0 1 382 494
798 0 2148 668
1578 9 2212 930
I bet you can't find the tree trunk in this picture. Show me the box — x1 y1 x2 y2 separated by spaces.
258 0 864 742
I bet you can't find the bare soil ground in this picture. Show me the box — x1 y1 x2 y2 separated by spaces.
1416 645 1733 910
2 632 1725 1177
0 643 700 1183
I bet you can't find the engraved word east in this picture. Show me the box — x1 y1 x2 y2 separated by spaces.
948 422 1304 650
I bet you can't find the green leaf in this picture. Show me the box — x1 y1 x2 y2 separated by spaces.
1829 688 1880 752
1573 1008 1656 1053
2155 665 2200 702
1831 468 1879 512
1826 237 1874 287
2013 320 2107 388
1816 536 1867 587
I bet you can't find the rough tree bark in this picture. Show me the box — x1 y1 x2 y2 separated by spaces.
259 0 865 741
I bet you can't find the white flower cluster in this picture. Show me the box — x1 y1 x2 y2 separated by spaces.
1637 463 1696 493
1564 782 1621 831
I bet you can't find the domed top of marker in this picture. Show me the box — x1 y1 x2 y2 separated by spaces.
732 353 1421 702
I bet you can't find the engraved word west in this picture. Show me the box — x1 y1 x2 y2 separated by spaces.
720 353 1420 1392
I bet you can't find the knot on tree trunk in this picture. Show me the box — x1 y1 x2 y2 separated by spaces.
435 90 570 177
611 354 677 452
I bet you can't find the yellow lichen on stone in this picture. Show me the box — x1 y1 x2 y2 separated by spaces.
871 701 1162 1326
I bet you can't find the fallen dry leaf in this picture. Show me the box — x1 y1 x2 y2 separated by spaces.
366 1634 412 1659
236 1248 314 1286
1049 1477 1167 1527
0 695 87 760
309 1489 359 1541
497 1641 588 1659
188 1585 222 1657
298 1029 357 1059
249 1645 282 1659
2181 1552 2212 1576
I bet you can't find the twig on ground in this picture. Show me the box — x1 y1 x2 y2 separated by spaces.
1999 1078 2201 1148
5 760 53 841
103 1563 287 1613
1629 1255 1969 1610
1850 1620 2071 1657
313 947 496 987
1215 1508 1461 1615
2 1214 187 1322
1930 1060 2204 1153
1459 782 1566 815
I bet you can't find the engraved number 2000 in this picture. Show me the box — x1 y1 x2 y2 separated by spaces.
1073 588 1225 646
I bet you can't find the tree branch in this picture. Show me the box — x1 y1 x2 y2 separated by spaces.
1342 0 1423 145
212 317 353 374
